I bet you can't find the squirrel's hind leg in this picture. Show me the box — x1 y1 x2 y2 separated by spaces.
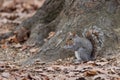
75 48 92 62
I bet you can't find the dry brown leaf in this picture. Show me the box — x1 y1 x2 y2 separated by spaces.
0 0 4 7
93 68 108 74
47 32 55 39
93 74 107 80
6 35 19 43
2 0 16 12
34 0 45 8
87 61 97 66
84 70 98 77
34 60 45 65
20 45 28 51
1 43 8 49
40 74 49 80
22 77 28 80
113 78 120 80
0 39 6 44
0 29 10 34
52 66 61 71
43 76 50 80
29 48 39 53
96 62 108 66
15 0 34 5
6 14 19 20
22 3 33 10
13 43 22 48
0 75 2 80
34 68 43 73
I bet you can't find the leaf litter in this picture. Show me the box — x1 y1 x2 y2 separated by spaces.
0 0 120 80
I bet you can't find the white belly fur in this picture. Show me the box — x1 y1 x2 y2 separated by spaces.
75 51 81 60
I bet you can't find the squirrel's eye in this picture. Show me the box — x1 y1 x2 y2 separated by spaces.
69 38 72 40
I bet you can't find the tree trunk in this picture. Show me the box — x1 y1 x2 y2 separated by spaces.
16 0 120 65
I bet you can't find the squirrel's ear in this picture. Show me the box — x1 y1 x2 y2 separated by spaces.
68 32 76 36
85 30 92 37
68 32 72 35
72 31 76 37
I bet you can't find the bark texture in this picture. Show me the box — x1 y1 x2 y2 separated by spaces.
17 0 120 65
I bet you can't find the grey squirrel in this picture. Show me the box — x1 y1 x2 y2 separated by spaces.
64 27 104 62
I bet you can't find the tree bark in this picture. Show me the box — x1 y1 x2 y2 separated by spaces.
15 0 120 65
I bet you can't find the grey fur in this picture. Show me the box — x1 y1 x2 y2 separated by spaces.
64 35 93 62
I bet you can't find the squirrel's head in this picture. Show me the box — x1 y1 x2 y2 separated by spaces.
68 32 76 37
65 31 76 46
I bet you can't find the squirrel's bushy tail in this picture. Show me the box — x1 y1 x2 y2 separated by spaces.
83 26 104 59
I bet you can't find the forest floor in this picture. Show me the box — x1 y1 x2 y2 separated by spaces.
0 0 120 80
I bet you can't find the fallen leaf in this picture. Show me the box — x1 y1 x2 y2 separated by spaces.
13 43 22 48
93 74 107 80
52 66 61 71
1 43 8 49
2 0 16 12
40 74 49 80
47 32 55 39
84 70 98 77
96 62 108 66
29 48 39 53
22 77 28 80
6 35 19 43
0 0 4 7
0 39 6 44
1 72 10 78
20 45 28 51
